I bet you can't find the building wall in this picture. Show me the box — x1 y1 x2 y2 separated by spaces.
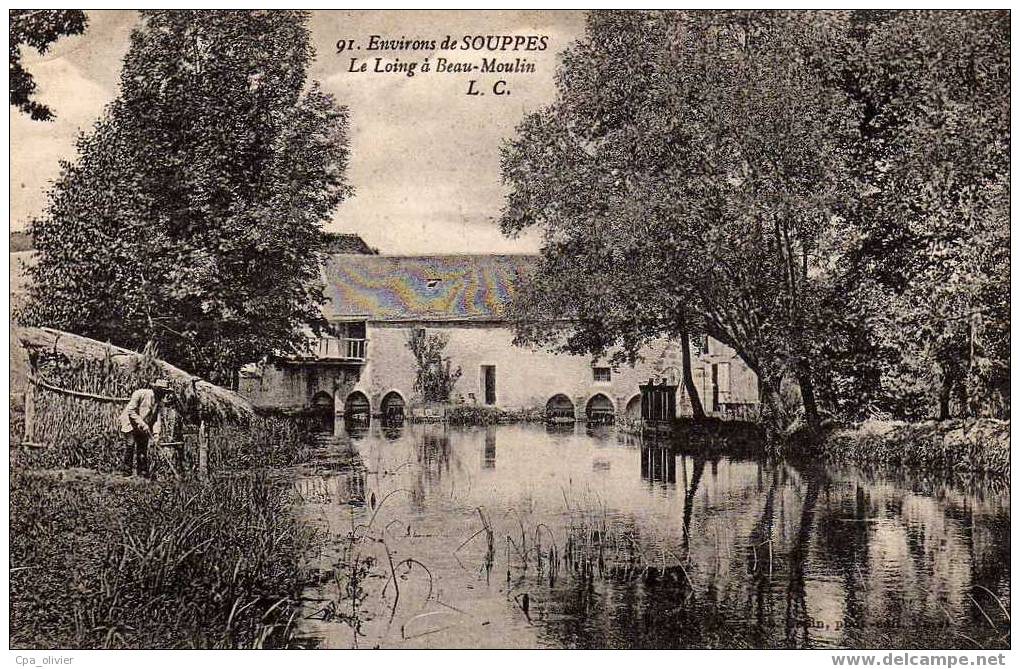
239 321 759 420
238 362 360 412
344 322 757 419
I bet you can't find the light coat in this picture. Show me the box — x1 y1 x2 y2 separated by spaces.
119 388 164 440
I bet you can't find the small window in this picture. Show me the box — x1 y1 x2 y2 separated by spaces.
699 336 710 355
593 367 611 383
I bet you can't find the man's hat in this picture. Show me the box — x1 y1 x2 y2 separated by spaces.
152 379 171 391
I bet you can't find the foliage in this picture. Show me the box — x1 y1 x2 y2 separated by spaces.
502 10 1009 425
20 10 352 385
811 418 1010 477
9 9 87 121
503 11 855 429
405 328 462 403
819 10 1010 421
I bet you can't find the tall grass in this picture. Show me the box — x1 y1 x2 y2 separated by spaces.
207 417 316 471
10 468 313 649
13 349 169 470
816 419 1010 477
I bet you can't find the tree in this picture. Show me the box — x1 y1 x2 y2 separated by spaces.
502 12 719 419
10 10 87 121
505 10 1009 427
406 329 463 403
20 11 353 385
502 11 856 429
820 10 1009 420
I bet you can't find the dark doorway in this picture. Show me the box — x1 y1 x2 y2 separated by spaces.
546 394 575 422
586 393 615 424
381 391 405 425
344 391 370 429
481 365 496 405
310 391 334 434
711 364 720 412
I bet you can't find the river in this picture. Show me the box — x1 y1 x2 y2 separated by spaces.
291 423 1010 649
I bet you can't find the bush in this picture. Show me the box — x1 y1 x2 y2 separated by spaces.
814 418 1010 476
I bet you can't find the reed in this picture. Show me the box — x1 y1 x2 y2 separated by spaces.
10 468 312 649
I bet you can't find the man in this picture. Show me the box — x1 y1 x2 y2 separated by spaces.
119 378 171 478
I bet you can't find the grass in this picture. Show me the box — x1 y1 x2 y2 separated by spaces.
812 418 1010 476
10 468 313 649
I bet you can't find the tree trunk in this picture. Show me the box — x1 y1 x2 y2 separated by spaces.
678 311 707 421
938 365 953 420
797 366 821 431
759 376 785 429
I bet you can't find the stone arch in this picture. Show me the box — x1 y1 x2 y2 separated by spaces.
585 393 615 424
310 391 334 412
344 391 371 428
624 393 642 419
545 393 576 421
380 390 406 423
310 391 335 434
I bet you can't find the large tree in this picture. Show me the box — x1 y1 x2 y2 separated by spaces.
503 10 1009 427
502 11 855 428
21 11 353 385
10 9 87 121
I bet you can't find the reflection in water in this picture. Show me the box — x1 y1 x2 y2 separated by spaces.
483 427 496 469
640 446 676 484
296 423 1010 650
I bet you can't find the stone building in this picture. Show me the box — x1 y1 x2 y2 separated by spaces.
238 253 760 430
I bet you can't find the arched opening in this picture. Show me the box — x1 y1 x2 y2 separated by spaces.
545 394 575 423
310 391 335 434
380 391 406 425
344 391 371 429
586 393 615 425
625 394 642 418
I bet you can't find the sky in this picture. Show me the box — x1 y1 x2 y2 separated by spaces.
9 10 588 254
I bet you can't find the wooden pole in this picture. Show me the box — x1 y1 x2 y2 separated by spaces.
23 376 36 445
198 419 208 480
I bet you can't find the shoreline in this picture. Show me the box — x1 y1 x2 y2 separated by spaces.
794 418 1010 478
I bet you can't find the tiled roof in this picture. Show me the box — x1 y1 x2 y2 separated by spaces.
322 232 377 255
321 254 536 322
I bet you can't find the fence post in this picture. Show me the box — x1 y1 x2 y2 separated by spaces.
23 370 36 445
198 419 208 480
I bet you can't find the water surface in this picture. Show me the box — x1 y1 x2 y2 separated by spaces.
294 423 1010 649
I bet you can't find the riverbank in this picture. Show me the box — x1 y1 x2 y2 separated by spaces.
8 325 333 648
9 467 313 649
798 418 1010 477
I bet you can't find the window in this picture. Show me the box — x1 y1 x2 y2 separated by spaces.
593 367 611 383
345 321 366 339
